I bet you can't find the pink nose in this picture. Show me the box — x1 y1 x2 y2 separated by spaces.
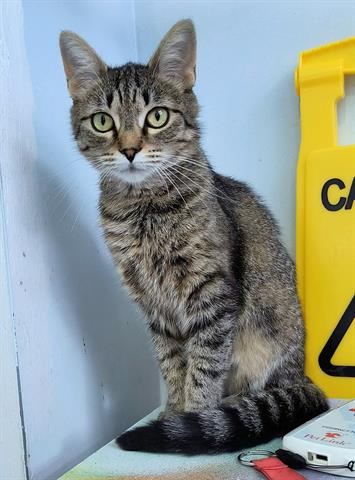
120 148 139 163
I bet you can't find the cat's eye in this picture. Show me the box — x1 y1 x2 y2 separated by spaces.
145 107 169 129
91 113 114 132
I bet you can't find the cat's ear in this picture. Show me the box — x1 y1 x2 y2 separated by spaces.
149 19 196 91
59 31 107 100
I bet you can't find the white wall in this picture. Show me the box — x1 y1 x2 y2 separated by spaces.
0 4 28 478
135 0 355 255
3 2 355 479
2 2 159 479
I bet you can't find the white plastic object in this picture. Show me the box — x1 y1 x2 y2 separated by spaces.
283 399 355 477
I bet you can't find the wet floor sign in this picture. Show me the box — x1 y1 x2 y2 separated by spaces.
296 38 355 399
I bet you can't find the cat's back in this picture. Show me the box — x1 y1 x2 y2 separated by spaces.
213 172 280 240
213 172 296 287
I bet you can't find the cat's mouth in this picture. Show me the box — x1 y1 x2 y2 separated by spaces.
122 163 144 172
118 161 151 175
111 162 156 185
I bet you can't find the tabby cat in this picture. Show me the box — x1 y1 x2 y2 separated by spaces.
60 20 328 454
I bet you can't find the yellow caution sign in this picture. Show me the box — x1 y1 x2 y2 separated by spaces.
296 38 355 398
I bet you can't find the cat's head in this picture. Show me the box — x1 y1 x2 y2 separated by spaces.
60 20 200 186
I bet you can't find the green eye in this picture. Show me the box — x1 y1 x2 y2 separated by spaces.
145 108 169 129
91 113 114 132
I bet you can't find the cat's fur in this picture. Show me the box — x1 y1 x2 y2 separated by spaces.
60 20 328 454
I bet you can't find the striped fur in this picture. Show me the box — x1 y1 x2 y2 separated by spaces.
60 20 328 454
119 382 327 454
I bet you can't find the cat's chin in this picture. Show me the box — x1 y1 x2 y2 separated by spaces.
109 165 157 186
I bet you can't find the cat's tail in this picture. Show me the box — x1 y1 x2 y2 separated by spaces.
117 380 328 454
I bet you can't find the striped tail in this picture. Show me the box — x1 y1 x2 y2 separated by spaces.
117 381 328 454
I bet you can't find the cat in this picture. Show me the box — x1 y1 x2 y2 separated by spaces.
60 19 328 454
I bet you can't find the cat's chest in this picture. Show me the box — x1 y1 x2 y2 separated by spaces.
101 207 194 309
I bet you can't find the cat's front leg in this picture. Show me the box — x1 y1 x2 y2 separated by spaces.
149 323 186 416
184 302 236 412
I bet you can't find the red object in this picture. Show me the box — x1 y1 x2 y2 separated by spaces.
253 457 306 480
349 408 355 412
325 432 341 438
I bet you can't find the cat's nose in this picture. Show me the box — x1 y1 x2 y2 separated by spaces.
120 148 140 163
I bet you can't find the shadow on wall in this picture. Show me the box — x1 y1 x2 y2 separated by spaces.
35 162 160 476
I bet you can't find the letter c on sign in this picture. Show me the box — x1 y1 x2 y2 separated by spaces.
321 178 346 211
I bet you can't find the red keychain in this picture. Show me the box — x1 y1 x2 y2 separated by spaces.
238 450 307 480
238 447 355 478
253 457 306 480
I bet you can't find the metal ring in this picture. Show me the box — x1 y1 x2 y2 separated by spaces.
237 450 275 467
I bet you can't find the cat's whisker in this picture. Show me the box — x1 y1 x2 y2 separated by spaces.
49 180 75 209
70 200 84 232
156 167 194 216
91 155 117 161
164 163 234 208
164 154 214 174
57 192 76 225
153 165 170 195
163 166 209 211
40 158 83 184
164 169 206 210
162 158 239 206
174 156 212 171
148 149 162 154
42 161 84 205
157 168 191 213
58 178 102 230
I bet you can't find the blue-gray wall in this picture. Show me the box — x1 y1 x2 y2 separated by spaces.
135 0 355 253
17 2 159 479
